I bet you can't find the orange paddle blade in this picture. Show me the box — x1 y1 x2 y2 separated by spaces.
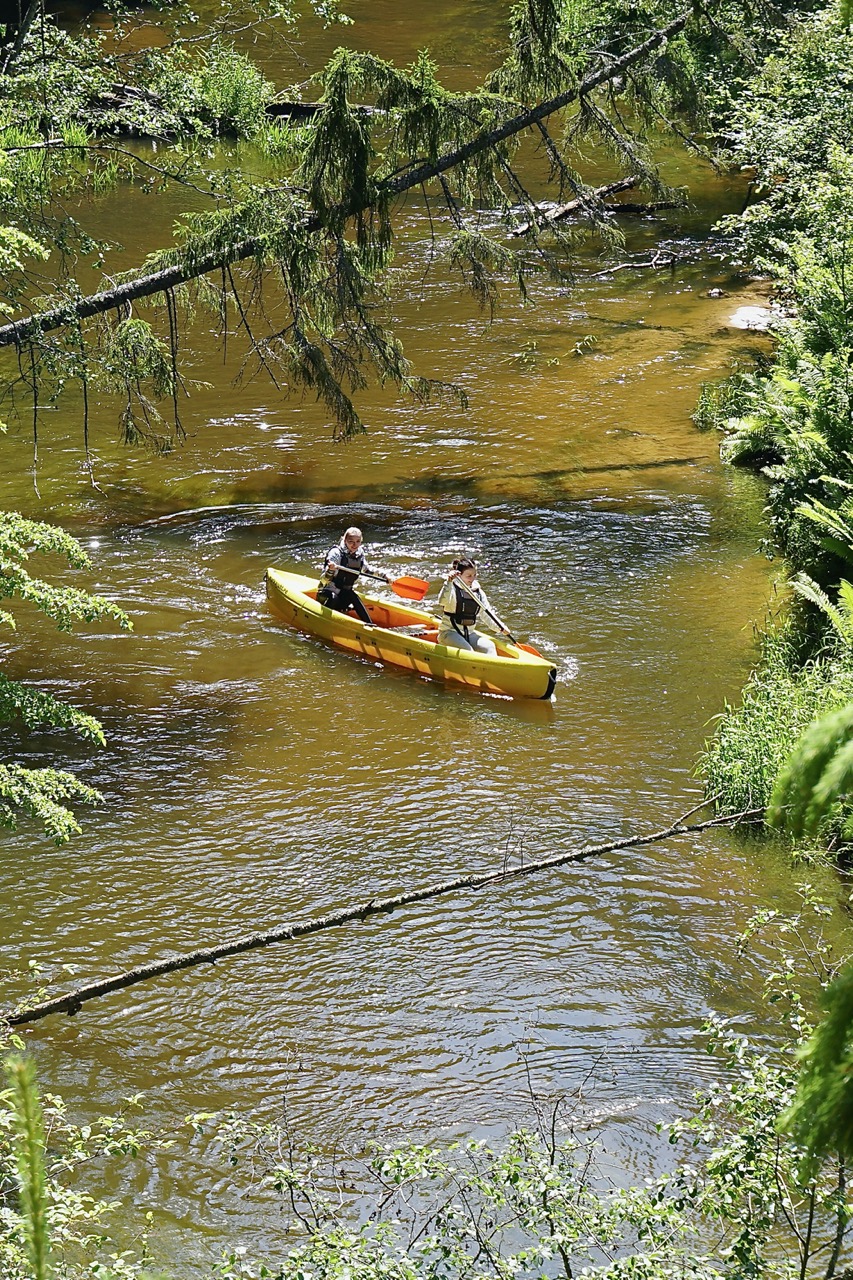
517 641 544 658
389 576 429 601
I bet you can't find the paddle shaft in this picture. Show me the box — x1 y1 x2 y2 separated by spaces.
330 562 390 586
326 561 429 602
451 576 545 659
451 576 516 643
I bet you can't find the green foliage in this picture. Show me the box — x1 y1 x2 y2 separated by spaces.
701 626 853 828
713 203 853 583
797 497 853 569
768 701 853 838
783 960 853 1162
192 894 852 1279
0 677 104 744
0 0 792 439
1 512 129 634
790 571 853 648
102 319 177 451
702 15 853 862
710 22 853 587
715 16 853 265
0 218 48 278
193 49 274 137
0 1055 166 1280
0 510 130 843
1 895 851 1278
0 765 102 847
692 368 755 433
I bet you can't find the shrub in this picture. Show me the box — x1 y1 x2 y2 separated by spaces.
194 49 273 137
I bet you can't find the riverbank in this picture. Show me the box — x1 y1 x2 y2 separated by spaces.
698 7 853 853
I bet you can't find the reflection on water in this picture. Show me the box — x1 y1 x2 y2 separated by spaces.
0 1 844 1271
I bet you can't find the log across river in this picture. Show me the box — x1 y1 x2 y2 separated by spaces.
1 0 847 1269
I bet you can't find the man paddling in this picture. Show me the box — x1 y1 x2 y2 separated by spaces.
318 526 389 623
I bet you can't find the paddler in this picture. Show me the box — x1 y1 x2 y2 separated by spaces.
318 526 388 623
436 557 504 655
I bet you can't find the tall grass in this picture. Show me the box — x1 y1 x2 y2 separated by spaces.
692 368 755 432
701 626 853 831
4 1056 51 1280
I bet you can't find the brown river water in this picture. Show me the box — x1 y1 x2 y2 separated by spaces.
1 1 849 1269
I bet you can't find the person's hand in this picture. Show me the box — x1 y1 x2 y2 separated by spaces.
381 573 391 583
447 569 460 580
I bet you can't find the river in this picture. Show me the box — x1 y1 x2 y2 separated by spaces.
0 1 844 1271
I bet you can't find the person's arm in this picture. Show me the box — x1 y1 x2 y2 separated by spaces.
324 546 343 579
361 552 389 583
436 579 456 616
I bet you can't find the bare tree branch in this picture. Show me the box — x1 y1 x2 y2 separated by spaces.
4 801 761 1028
511 176 640 236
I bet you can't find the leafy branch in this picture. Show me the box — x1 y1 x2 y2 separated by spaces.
0 510 131 843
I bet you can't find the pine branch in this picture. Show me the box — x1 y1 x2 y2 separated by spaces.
0 4 698 351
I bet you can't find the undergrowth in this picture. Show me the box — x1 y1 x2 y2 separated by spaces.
702 624 853 838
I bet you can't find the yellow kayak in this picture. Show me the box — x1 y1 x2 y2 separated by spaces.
265 569 557 700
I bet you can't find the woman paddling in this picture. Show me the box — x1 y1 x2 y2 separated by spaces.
318 526 388 623
436 557 504 655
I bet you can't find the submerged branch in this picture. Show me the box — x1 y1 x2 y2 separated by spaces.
0 5 697 350
510 176 640 235
4 803 761 1028
591 248 679 276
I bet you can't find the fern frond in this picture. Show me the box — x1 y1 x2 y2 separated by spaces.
790 571 852 643
838 578 853 626
797 498 853 560
768 702 853 836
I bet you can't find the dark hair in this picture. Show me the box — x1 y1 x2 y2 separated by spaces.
452 557 476 572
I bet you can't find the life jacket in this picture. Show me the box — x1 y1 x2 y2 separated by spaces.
447 582 481 634
325 543 365 588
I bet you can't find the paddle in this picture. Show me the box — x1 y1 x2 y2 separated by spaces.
452 576 545 659
329 561 430 602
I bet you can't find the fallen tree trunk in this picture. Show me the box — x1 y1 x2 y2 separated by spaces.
86 87 378 136
4 803 761 1028
0 4 697 350
610 200 680 214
